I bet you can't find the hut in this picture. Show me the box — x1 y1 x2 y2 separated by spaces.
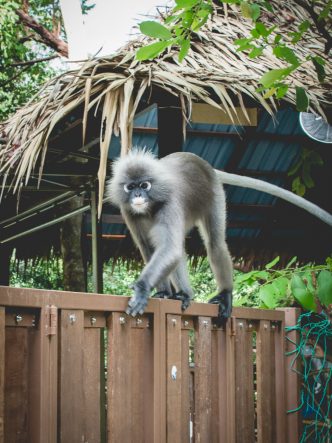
0 0 331 288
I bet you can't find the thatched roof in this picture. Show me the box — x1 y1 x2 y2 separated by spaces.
1 0 331 213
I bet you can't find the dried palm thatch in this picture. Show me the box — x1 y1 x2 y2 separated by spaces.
0 0 331 215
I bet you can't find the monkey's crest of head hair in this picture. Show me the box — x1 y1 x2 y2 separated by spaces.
106 148 171 207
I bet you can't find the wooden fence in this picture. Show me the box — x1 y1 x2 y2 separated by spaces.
0 286 300 443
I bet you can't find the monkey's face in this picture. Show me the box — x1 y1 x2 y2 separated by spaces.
123 180 152 214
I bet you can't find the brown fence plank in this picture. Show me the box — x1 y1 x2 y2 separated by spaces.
83 327 102 443
28 305 57 443
0 308 4 443
107 312 132 442
194 316 212 443
211 325 226 443
130 316 153 443
59 309 85 443
234 319 255 443
273 320 287 443
181 320 192 442
166 314 182 442
256 320 274 443
282 308 301 443
4 327 28 443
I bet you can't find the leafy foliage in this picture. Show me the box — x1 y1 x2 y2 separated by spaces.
137 0 331 111
0 0 94 121
288 148 324 197
233 256 332 313
10 255 332 315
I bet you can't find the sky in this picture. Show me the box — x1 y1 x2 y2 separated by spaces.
60 0 171 60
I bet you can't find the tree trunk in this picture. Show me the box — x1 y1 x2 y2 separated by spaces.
60 196 86 292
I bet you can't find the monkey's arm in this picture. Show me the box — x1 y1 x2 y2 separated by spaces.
126 214 185 316
216 171 332 227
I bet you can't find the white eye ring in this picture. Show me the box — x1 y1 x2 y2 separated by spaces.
140 181 151 191
124 183 135 193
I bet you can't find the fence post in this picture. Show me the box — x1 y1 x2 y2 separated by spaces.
281 308 302 443
0 308 4 443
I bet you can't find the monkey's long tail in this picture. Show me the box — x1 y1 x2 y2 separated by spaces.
216 170 332 227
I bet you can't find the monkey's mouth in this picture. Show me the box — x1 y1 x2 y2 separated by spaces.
131 197 149 213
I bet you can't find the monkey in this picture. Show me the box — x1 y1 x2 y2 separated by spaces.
107 149 332 323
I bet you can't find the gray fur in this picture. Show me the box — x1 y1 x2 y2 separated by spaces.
107 149 233 317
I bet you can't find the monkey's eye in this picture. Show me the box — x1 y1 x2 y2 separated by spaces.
124 183 136 193
140 181 151 191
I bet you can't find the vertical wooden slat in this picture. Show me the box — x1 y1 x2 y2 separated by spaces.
194 316 212 443
234 319 255 443
181 326 190 442
211 326 227 443
28 306 58 443
60 309 84 442
130 316 153 443
154 303 167 443
273 320 287 443
226 319 236 443
166 314 182 442
5 327 28 443
282 308 302 443
256 320 274 443
0 308 4 443
107 312 132 442
83 327 101 443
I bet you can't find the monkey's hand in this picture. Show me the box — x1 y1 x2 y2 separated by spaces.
208 290 232 326
126 281 150 317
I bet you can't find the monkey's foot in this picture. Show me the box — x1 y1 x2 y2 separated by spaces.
208 290 232 326
170 291 191 311
126 281 150 317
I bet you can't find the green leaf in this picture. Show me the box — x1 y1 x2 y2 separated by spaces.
255 22 269 37
240 1 252 18
318 0 332 20
291 275 317 311
139 21 173 40
179 38 190 62
273 46 299 66
259 285 277 309
302 163 315 189
312 57 326 82
286 256 297 269
296 86 309 112
254 271 270 280
175 0 199 8
248 46 264 58
276 83 289 99
265 256 280 270
299 20 311 33
250 4 261 21
317 270 332 307
292 177 305 197
260 67 293 88
272 277 289 297
136 41 171 61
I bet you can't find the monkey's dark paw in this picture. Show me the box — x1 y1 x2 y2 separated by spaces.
208 290 233 326
171 291 191 311
126 281 150 317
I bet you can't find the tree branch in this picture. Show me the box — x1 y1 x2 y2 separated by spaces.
15 9 68 57
294 0 332 53
10 55 59 67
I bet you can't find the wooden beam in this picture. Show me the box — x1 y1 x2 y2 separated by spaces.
191 104 257 126
157 93 183 157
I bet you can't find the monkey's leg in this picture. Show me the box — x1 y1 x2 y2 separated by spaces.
169 255 193 310
126 222 184 316
198 205 233 324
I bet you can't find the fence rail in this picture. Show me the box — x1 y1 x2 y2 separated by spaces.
0 286 300 443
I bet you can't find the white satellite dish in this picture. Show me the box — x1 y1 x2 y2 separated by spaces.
299 112 332 144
